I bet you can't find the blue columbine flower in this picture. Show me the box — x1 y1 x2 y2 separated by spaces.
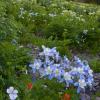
29 46 94 94
29 59 42 72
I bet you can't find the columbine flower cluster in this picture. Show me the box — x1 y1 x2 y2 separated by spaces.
29 45 94 93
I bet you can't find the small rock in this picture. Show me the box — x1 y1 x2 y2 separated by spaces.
96 97 100 100
94 82 99 87
80 93 91 100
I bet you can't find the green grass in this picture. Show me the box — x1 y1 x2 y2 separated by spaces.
90 60 100 72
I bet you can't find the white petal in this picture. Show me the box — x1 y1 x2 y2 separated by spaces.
7 87 14 94
9 94 18 100
13 94 18 99
7 89 11 94
13 90 18 94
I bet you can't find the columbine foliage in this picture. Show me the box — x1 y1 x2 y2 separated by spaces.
29 46 94 93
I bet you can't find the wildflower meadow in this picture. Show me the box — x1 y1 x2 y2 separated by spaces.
0 0 100 100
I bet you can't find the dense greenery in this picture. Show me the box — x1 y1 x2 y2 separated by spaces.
0 0 100 100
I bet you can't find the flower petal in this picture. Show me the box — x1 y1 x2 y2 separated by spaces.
7 87 14 94
13 90 18 94
9 94 18 100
